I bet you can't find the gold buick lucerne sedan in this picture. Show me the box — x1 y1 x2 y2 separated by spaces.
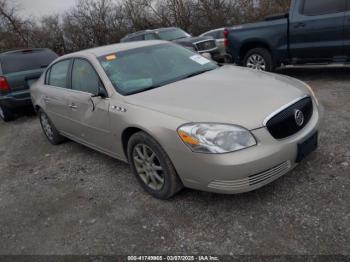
31 40 320 199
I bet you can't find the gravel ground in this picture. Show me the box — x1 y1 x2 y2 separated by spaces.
0 67 349 256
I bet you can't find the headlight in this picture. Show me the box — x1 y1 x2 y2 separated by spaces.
177 123 257 154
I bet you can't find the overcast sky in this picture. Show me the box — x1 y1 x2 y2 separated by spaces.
16 0 76 17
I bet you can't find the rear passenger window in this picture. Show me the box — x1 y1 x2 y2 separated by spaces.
130 35 144 41
72 59 101 94
48 60 70 88
301 0 346 16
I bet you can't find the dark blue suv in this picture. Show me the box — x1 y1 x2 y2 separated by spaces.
0 49 57 121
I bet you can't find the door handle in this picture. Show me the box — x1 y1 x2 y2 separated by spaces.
294 22 306 29
69 103 78 109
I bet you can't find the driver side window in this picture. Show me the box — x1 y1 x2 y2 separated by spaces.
72 59 102 95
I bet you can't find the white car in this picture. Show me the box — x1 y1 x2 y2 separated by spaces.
200 28 232 62
31 41 320 199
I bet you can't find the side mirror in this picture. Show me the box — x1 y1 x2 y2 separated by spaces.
93 85 108 98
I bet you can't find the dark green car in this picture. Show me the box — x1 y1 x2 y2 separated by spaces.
0 49 58 121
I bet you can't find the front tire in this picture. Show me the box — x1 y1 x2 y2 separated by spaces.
39 109 66 145
243 48 274 72
127 132 183 199
0 105 14 122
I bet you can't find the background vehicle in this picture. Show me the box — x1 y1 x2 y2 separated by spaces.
225 0 349 71
0 48 58 121
121 27 221 61
200 28 232 62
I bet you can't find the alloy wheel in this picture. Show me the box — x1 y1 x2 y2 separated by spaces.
246 54 266 71
40 113 54 141
132 144 165 191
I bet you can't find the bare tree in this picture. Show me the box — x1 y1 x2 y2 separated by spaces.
0 0 293 54
0 0 30 50
31 15 66 55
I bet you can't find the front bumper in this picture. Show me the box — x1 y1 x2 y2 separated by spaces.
198 49 222 62
0 90 32 109
198 47 220 55
168 103 320 194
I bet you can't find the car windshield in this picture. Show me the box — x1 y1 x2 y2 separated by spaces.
157 28 191 41
98 43 218 96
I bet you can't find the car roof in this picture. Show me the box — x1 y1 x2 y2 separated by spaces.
62 40 169 58
154 27 179 32
124 27 180 39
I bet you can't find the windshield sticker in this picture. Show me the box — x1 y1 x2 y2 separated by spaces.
190 55 210 65
106 54 117 61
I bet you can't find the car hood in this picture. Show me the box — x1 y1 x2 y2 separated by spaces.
125 66 309 130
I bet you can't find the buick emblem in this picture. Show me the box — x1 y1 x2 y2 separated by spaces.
294 109 304 127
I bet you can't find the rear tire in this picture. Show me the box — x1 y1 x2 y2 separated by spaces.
0 104 14 122
243 48 274 72
38 109 66 145
127 132 183 200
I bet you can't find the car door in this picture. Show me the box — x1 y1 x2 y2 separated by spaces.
43 59 72 132
65 58 113 152
289 0 346 62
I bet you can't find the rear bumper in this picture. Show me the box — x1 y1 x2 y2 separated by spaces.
201 49 224 62
0 90 32 109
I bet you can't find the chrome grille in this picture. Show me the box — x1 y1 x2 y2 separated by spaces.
195 40 216 52
266 97 313 139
